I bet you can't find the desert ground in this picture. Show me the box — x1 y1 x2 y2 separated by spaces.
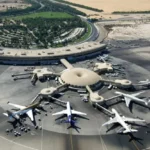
102 20 150 50
98 19 150 71
67 0 150 13
0 0 31 12
71 6 123 19
108 23 150 41
72 5 150 19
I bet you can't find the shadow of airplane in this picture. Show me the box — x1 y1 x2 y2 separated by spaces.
106 124 144 145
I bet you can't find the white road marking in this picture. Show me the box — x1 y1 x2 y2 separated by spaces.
92 114 108 150
40 117 44 150
99 127 108 150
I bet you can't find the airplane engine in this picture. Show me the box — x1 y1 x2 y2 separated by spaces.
14 114 20 120
38 75 47 83
35 108 41 114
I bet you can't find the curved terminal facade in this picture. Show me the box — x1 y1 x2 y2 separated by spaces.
0 42 106 65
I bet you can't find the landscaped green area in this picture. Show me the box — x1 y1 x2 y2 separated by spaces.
73 22 91 43
0 16 87 49
12 12 73 20
0 0 91 49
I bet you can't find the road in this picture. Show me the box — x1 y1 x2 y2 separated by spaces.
85 21 99 42
49 0 100 43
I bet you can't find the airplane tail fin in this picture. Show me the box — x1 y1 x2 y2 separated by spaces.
4 110 13 118
117 125 138 134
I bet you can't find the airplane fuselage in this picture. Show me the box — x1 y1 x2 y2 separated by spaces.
17 108 31 115
116 91 145 104
66 102 72 123
112 109 130 132
123 93 145 103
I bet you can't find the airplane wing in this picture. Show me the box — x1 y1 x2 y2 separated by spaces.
139 79 149 83
124 97 132 107
8 102 26 110
131 91 145 97
26 110 34 121
52 110 67 116
122 117 145 122
3 113 8 117
102 117 118 126
71 110 86 115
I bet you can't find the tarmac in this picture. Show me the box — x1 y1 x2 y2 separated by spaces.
111 47 150 71
0 55 150 150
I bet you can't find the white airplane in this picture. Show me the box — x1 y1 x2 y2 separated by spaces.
3 101 42 123
139 79 150 86
102 108 145 134
52 102 87 132
98 54 109 62
115 91 149 107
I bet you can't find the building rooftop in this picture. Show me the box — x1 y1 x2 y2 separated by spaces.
0 42 106 58
60 68 101 87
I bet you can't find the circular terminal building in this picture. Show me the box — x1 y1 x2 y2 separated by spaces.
59 67 105 104
60 68 102 88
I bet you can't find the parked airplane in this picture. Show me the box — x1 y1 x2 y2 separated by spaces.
3 101 43 125
52 102 88 132
139 79 149 84
139 79 150 86
97 54 109 62
102 108 145 134
115 91 149 107
3 110 24 128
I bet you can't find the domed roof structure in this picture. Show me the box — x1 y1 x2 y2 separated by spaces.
60 68 101 87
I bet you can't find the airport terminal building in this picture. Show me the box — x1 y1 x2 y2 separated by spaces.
0 42 106 65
